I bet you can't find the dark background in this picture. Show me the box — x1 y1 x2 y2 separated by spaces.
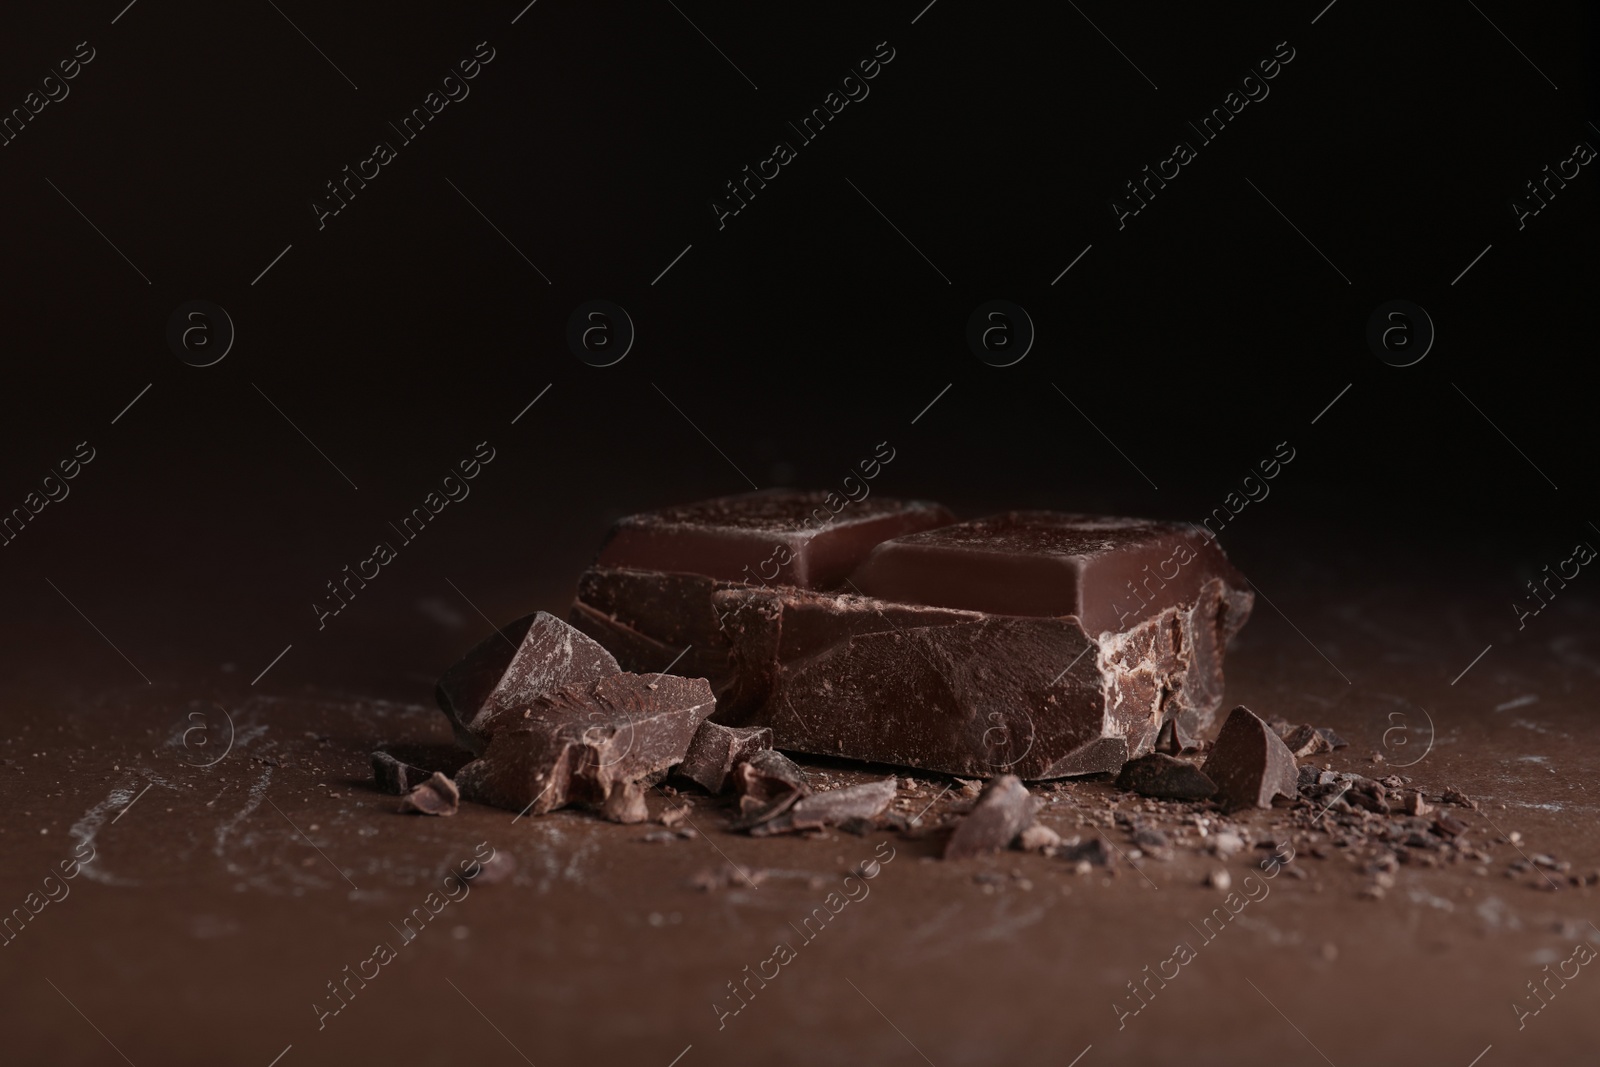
1 0 1595 698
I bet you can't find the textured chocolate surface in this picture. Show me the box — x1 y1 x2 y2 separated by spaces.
435 611 621 754
572 496 1253 779
676 720 773 794
1202 705 1300 811
849 511 1247 633
715 576 1246 777
456 673 715 817
592 489 956 589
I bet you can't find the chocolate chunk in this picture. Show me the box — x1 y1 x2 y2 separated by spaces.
371 751 431 795
600 779 649 824
1200 706 1299 812
676 721 773 794
1115 753 1217 801
1317 727 1349 750
436 612 621 753
1281 724 1335 758
732 749 810 806
944 775 1042 860
572 501 1252 779
465 850 516 885
747 778 897 836
399 772 459 816
456 673 715 818
731 749 812 826
1154 717 1198 755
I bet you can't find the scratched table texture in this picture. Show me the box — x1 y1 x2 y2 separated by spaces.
1 0 1597 1065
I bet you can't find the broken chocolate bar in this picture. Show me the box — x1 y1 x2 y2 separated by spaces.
570 497 1251 780
1201 706 1299 811
455 672 715 818
676 720 773 794
436 611 620 754
944 775 1041 859
569 491 955 699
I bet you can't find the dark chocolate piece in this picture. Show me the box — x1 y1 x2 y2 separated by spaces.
569 492 955 700
600 780 649 824
573 500 1251 778
944 775 1041 860
436 612 620 754
399 772 460 816
714 581 1227 779
456 673 715 818
1280 724 1328 757
371 751 431 795
1201 706 1299 811
733 749 810 808
747 778 897 836
591 490 956 590
1317 726 1349 750
1059 838 1116 867
848 512 1245 634
1115 753 1217 801
676 721 773 794
1154 717 1198 755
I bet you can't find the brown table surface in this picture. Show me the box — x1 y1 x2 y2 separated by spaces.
3 527 1597 1067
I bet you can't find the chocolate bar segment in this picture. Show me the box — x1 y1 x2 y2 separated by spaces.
848 512 1244 634
569 491 954 696
570 499 1252 779
593 490 956 589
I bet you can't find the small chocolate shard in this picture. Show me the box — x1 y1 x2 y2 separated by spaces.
677 721 773 794
1200 706 1299 812
601 779 650 824
1281 724 1333 758
747 779 897 836
1017 824 1062 853
1115 753 1217 801
732 749 811 811
371 751 431 795
1316 727 1349 750
730 750 813 829
456 673 715 819
944 775 1041 860
1154 717 1198 755
399 772 459 816
436 612 621 754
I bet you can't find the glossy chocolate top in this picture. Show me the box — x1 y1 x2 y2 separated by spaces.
593 490 955 589
847 511 1244 633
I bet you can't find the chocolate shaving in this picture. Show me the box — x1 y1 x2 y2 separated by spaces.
399 772 459 816
944 775 1042 860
